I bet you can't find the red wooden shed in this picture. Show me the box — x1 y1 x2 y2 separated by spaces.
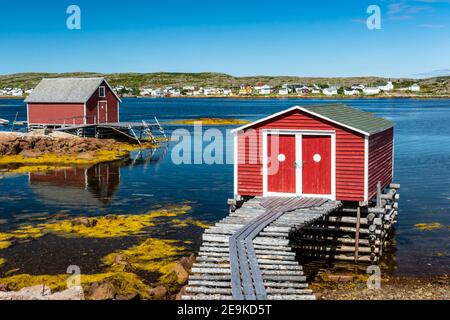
25 78 121 126
231 104 394 204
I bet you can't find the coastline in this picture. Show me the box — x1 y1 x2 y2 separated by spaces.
3 95 450 101
311 274 450 300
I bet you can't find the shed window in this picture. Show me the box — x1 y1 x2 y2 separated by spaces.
99 86 106 98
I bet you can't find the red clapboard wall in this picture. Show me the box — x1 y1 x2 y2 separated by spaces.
368 127 394 200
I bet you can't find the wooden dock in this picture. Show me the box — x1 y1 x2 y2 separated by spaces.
28 118 166 143
182 197 342 300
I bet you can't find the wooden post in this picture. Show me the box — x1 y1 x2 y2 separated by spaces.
354 206 361 264
376 181 382 208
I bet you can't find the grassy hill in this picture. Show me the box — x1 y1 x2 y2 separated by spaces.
0 72 449 95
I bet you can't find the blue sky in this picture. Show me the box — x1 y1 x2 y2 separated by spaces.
0 0 449 77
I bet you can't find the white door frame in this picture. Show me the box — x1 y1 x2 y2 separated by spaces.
262 129 336 200
97 101 108 124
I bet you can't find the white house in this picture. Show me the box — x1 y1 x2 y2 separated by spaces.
278 88 289 95
378 81 394 92
352 84 365 90
258 85 273 95
223 88 232 96
408 84 421 92
203 87 217 96
344 89 360 96
11 89 24 97
363 87 381 95
322 87 338 96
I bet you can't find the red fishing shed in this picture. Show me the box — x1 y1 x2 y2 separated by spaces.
231 104 394 204
25 78 121 127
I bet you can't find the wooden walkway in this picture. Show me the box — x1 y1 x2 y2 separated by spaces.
183 197 341 300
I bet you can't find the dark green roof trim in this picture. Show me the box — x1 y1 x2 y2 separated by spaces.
299 104 394 135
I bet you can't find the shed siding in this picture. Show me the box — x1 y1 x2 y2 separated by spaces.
368 127 394 201
28 103 85 125
237 110 366 201
86 81 119 124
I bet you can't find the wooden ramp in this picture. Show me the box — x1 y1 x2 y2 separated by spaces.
183 197 341 300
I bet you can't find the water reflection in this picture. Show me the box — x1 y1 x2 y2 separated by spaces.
29 163 121 206
28 146 169 207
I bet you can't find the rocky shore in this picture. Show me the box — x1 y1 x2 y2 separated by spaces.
0 253 196 301
311 273 450 300
0 132 153 170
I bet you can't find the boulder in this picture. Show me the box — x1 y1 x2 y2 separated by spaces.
179 254 196 272
48 286 85 300
172 262 189 284
175 286 188 300
148 286 168 299
114 253 130 267
71 217 98 228
115 292 139 301
88 281 116 300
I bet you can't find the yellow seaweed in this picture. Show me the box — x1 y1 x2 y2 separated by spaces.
0 233 12 250
172 218 210 229
414 222 444 231
42 205 191 238
0 258 5 266
168 118 250 125
102 238 185 275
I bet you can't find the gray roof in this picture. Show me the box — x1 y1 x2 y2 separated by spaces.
232 104 394 136
25 78 111 103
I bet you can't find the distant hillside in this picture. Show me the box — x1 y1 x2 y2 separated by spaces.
0 72 449 95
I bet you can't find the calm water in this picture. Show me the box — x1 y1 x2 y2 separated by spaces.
0 98 449 277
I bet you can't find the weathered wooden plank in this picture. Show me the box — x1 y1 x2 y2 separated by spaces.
182 295 233 300
263 282 308 288
188 280 231 287
186 287 232 294
191 268 230 274
265 288 312 294
268 294 316 300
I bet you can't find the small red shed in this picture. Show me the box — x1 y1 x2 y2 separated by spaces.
25 78 121 126
231 104 394 203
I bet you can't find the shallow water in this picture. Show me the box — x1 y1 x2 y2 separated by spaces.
0 98 449 277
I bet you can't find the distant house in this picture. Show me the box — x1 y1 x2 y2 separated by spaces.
352 84 365 90
203 87 217 96
258 85 273 95
344 89 360 96
363 87 381 95
378 81 394 92
408 84 421 92
25 78 121 126
278 88 289 95
223 88 233 96
322 87 338 96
